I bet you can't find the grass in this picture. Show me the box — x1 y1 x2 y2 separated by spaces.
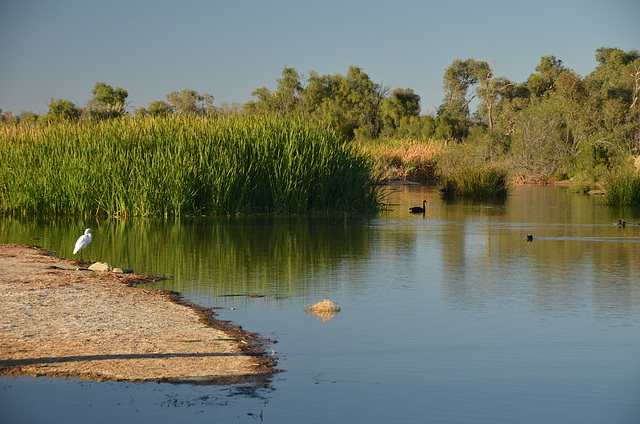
356 138 443 182
437 162 511 199
602 167 640 205
0 116 383 216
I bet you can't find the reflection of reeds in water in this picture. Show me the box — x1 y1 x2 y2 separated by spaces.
0 215 375 299
304 299 341 323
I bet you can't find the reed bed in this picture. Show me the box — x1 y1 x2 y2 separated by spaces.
357 138 443 182
438 163 511 199
0 116 382 216
602 167 640 205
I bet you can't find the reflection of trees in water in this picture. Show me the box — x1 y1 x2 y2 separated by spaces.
2 185 640 322
431 187 640 320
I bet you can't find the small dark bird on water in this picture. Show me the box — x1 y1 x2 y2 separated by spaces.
410 200 427 214
526 234 533 241
615 219 626 228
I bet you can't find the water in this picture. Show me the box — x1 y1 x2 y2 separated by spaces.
2 185 640 423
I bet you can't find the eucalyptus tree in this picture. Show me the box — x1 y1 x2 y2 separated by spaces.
166 89 214 115
584 48 640 158
335 66 387 140
19 111 40 125
300 70 341 118
474 61 514 130
586 47 640 106
527 56 565 99
87 82 128 119
243 86 274 115
273 67 303 115
440 58 481 122
439 58 511 135
46 98 81 122
243 67 304 116
379 88 421 136
147 100 173 117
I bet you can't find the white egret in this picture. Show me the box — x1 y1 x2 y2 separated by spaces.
73 228 92 260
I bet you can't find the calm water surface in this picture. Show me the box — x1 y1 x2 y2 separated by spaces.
2 185 640 423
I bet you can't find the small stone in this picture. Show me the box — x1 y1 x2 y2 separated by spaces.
112 268 134 274
88 262 112 273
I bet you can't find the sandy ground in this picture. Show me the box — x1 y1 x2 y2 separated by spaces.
0 244 276 384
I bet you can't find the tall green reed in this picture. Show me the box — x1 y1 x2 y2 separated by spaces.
0 116 382 216
602 167 640 205
438 162 511 199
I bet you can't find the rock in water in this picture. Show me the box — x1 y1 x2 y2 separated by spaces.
303 298 341 323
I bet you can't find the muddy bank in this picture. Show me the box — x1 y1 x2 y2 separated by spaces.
0 244 277 384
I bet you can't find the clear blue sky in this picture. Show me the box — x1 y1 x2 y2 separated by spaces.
1 0 638 116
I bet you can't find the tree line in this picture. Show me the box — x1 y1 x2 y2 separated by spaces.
2 46 639 179
0 83 223 124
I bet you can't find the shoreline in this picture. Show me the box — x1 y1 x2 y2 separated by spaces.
0 244 277 385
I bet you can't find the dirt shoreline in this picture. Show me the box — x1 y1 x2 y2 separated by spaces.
0 244 277 385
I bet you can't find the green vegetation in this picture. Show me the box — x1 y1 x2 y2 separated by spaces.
436 143 510 199
438 164 510 199
0 116 382 216
602 167 640 205
2 46 639 205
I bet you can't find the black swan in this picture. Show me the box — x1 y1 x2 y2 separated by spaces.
410 200 427 214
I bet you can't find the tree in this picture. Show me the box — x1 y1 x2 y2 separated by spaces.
243 67 305 117
242 87 272 115
134 107 147 118
380 88 421 135
435 111 465 140
583 48 640 158
217 101 241 116
166 89 214 115
586 47 640 105
19 111 40 125
473 61 514 130
304 66 386 140
87 82 128 119
440 59 482 121
337 66 387 139
273 67 303 115
301 70 340 118
628 61 640 109
527 56 565 99
147 100 173 117
46 98 80 122
0 110 16 125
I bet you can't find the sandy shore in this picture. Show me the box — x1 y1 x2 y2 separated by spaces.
0 244 276 384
